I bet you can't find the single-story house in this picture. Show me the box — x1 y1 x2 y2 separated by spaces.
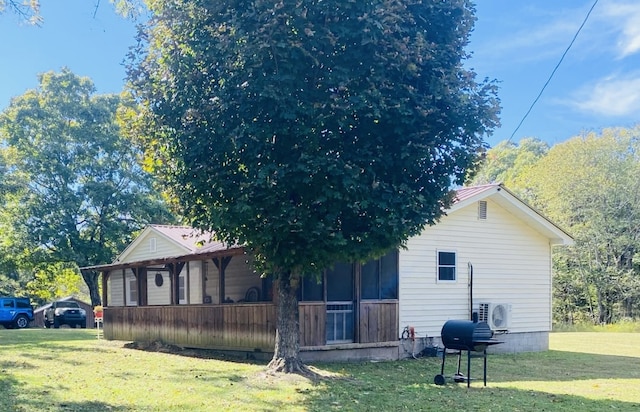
33 296 94 328
82 183 572 361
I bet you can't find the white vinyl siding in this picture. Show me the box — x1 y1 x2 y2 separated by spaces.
187 261 203 304
204 260 219 304
399 198 552 338
120 231 189 263
147 270 170 305
223 256 261 303
108 270 124 306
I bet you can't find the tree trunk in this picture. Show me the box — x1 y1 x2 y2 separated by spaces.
267 272 311 375
81 270 102 307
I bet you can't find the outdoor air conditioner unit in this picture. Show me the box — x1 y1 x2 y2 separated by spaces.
477 302 511 331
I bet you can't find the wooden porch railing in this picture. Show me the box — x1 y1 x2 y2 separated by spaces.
103 300 398 351
104 303 277 351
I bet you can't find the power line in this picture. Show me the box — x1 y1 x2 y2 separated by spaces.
508 0 600 143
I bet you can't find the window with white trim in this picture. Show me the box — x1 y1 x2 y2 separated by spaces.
129 278 138 304
178 275 186 302
437 251 456 281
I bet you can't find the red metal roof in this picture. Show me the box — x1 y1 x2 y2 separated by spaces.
453 183 500 204
150 224 236 254
150 225 212 252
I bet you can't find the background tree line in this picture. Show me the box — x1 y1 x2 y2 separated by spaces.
3 67 637 328
473 129 640 325
0 69 176 306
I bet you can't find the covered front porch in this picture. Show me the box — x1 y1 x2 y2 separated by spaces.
88 245 400 361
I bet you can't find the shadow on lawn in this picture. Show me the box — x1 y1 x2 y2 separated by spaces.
303 376 640 412
122 339 269 365
0 371 128 412
11 342 113 369
302 358 640 412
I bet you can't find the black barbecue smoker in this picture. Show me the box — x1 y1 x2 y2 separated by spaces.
434 318 502 387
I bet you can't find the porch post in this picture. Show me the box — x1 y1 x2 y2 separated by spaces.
174 262 186 304
167 263 176 305
213 256 232 304
101 270 109 307
354 262 361 343
122 269 126 305
134 267 148 306
141 267 148 306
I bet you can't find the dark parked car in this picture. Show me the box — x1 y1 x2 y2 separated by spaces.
44 300 87 328
0 297 34 329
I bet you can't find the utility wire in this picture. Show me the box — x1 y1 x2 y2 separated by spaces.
508 0 599 142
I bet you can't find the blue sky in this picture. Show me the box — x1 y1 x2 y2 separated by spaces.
2 0 639 148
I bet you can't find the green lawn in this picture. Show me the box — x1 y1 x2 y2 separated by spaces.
1 329 639 411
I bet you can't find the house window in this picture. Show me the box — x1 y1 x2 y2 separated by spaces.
361 249 399 299
129 278 138 304
326 262 354 344
326 302 354 344
178 276 185 301
437 251 456 281
298 275 324 301
326 262 354 302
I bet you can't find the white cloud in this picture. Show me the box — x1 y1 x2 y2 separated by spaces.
472 11 580 66
600 1 640 57
570 73 640 116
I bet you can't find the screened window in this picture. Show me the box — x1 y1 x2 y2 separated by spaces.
326 302 354 343
326 262 353 302
129 278 138 303
326 262 354 343
437 251 456 281
298 275 324 301
361 250 399 299
178 276 186 301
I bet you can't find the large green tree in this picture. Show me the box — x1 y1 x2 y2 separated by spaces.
128 0 499 372
0 69 176 305
515 129 640 324
470 137 548 186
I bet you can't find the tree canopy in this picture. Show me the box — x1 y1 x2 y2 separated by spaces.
129 0 500 275
470 137 548 187
518 129 640 324
0 69 176 304
479 129 640 325
128 0 500 372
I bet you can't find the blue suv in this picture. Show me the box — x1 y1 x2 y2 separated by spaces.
0 297 34 329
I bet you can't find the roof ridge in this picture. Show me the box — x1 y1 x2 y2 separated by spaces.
150 224 192 228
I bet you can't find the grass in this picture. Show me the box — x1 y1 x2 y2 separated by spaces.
0 329 639 411
553 320 640 333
